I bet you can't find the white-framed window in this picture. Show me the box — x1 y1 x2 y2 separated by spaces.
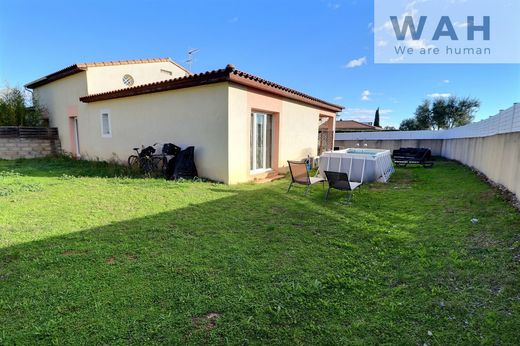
250 112 273 173
100 110 112 138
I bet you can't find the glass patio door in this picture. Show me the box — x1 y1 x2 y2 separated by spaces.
250 112 272 172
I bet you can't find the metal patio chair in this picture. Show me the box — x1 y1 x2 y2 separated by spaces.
324 170 361 203
287 160 324 195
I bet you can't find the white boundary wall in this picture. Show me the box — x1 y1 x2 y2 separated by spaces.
335 103 520 200
336 103 520 142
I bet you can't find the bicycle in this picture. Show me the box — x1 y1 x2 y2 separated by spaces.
128 143 167 176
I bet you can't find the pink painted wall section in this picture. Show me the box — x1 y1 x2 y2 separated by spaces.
247 89 283 176
247 89 283 114
67 105 79 117
68 118 78 158
321 114 336 151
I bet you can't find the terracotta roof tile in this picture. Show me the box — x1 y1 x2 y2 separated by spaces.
79 64 344 112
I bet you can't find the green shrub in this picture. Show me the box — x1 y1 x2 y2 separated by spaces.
0 86 46 126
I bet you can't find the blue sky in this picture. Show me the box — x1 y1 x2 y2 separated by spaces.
1 0 519 128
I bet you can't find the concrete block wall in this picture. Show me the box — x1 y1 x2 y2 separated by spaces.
0 137 61 159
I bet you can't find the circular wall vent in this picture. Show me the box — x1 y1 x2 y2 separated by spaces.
122 74 134 87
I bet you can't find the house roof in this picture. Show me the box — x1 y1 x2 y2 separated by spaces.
322 119 382 131
79 64 344 112
25 58 189 89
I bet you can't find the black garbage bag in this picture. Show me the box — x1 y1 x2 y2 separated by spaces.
162 143 181 156
167 146 198 180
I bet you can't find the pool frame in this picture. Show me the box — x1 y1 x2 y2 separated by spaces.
318 148 395 183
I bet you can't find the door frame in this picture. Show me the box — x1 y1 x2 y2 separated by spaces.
250 112 273 173
69 116 81 158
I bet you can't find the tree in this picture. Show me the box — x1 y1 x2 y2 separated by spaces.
0 86 45 126
447 96 479 128
399 96 480 131
399 118 421 131
374 107 380 127
414 99 433 129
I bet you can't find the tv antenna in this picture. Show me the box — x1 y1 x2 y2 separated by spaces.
185 48 199 72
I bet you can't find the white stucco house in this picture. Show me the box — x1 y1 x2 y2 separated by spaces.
25 58 342 184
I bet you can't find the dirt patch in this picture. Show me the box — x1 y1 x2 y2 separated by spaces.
192 312 220 331
106 256 116 265
479 190 496 202
469 167 520 212
468 232 502 249
126 254 138 261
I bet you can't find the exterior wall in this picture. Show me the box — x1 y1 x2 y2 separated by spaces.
86 62 189 94
79 83 230 183
227 85 251 183
227 84 336 184
442 133 520 200
335 139 444 155
33 69 338 185
279 100 328 164
0 138 61 159
32 73 88 155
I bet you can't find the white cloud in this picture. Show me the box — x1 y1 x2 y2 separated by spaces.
404 39 435 50
377 40 388 47
344 107 393 116
333 96 343 100
340 107 393 123
361 90 371 101
228 16 239 23
344 56 367 68
427 93 451 98
443 79 450 84
327 2 341 10
390 56 405 63
453 21 468 28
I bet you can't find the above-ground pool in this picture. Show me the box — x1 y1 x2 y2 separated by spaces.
318 148 394 183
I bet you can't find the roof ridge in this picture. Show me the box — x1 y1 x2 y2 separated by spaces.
25 57 190 88
80 67 230 101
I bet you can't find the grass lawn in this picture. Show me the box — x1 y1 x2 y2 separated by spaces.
0 157 519 345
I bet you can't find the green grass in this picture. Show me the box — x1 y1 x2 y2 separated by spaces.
0 157 519 345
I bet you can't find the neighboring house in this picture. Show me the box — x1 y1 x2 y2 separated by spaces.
322 119 382 133
26 58 342 184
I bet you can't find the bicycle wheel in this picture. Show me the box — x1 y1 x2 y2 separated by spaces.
151 156 167 177
141 157 155 175
128 155 139 169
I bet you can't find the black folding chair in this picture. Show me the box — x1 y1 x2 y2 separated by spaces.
324 171 361 203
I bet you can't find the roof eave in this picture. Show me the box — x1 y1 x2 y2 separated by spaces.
25 65 87 89
79 65 344 113
228 74 343 113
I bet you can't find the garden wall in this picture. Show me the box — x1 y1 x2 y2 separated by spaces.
441 132 520 200
0 127 61 159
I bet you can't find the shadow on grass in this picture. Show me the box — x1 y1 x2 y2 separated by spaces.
1 159 519 345
0 177 431 345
